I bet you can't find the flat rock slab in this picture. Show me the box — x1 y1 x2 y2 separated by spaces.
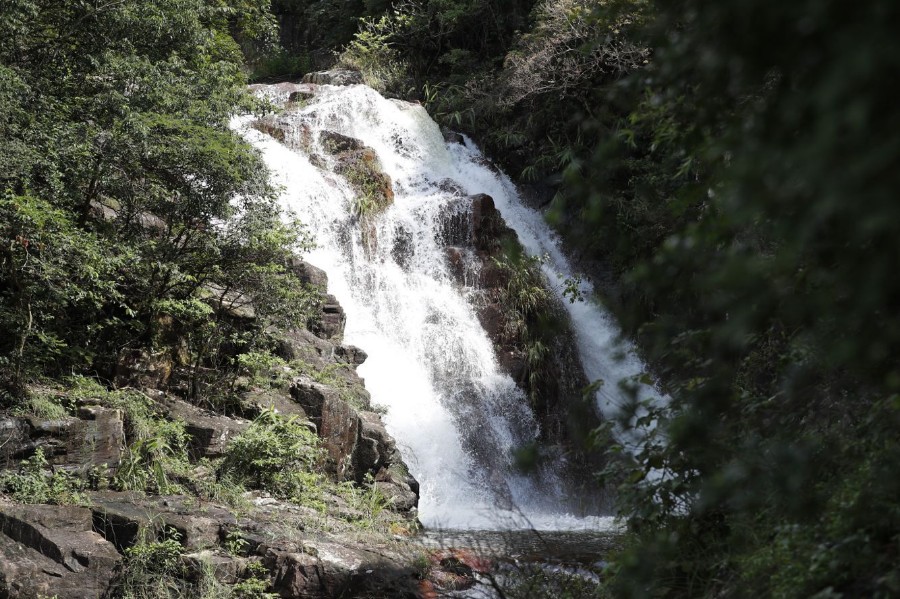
90 491 237 552
158 397 250 459
0 503 121 599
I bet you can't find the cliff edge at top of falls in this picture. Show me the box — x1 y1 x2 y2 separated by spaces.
0 254 450 598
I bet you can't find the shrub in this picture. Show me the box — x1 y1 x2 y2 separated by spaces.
0 448 87 505
218 409 324 505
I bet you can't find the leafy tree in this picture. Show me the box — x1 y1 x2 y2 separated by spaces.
0 0 315 400
556 0 900 596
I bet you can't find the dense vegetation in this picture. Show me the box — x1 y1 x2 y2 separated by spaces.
292 0 899 595
0 0 315 402
3 0 899 597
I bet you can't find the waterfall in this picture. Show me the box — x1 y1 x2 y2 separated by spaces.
233 83 654 531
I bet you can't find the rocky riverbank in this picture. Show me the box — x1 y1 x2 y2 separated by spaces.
0 258 441 598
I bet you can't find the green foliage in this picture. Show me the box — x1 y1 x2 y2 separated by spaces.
249 51 312 82
55 377 192 494
0 0 317 402
236 352 290 387
117 528 186 599
339 14 412 94
115 418 191 495
290 360 370 411
492 247 563 406
219 409 325 506
0 193 122 389
115 526 278 599
558 0 900 597
6 386 75 419
231 562 277 599
0 448 87 505
333 474 393 531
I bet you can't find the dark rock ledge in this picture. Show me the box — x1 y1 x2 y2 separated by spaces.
0 259 440 598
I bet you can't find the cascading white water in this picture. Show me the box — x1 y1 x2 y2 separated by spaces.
233 83 654 531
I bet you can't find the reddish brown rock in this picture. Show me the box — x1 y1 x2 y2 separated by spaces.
0 503 122 599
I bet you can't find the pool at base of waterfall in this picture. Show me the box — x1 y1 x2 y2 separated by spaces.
419 527 623 597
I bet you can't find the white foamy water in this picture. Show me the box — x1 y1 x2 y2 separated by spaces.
233 83 653 530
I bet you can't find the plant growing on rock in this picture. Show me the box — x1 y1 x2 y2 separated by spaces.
114 418 191 495
491 249 562 405
116 527 185 599
218 408 324 505
0 448 87 505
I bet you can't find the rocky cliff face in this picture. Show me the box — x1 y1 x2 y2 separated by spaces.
435 191 600 455
0 259 427 598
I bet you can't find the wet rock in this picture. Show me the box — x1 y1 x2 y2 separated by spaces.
334 345 368 367
0 503 121 599
251 116 313 150
288 90 315 103
333 148 395 213
301 70 364 86
319 131 365 155
438 178 465 196
312 294 347 340
391 224 414 268
476 303 506 340
251 116 287 143
445 247 466 283
424 548 492 592
441 127 466 145
470 193 509 252
497 350 527 384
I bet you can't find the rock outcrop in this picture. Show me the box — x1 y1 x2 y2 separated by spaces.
0 408 125 472
436 193 597 448
0 503 122 599
0 257 421 598
301 70 364 86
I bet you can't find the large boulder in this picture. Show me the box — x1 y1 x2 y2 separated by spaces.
291 379 359 480
290 380 419 510
288 257 329 289
114 348 174 389
312 294 347 340
0 408 125 471
157 397 250 459
251 115 313 151
469 193 510 252
301 70 364 86
264 539 418 599
0 503 122 599
0 418 30 470
90 491 237 552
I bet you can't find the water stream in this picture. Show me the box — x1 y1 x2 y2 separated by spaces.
233 82 654 531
